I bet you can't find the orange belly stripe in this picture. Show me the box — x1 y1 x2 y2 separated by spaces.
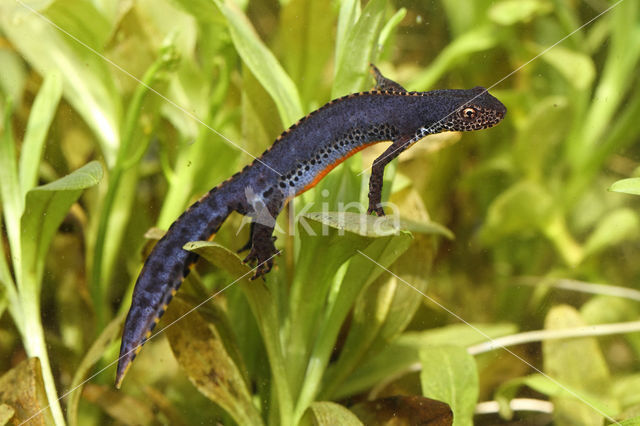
297 141 385 195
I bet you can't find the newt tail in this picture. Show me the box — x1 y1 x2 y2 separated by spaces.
116 64 506 387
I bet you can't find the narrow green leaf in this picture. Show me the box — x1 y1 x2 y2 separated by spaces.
302 211 452 239
21 161 103 286
0 1 121 164
19 71 63 198
378 8 407 49
0 49 27 105
212 0 303 126
408 27 497 90
0 102 23 323
332 0 387 97
420 345 478 426
169 0 225 23
288 214 384 404
305 402 363 426
488 0 553 26
584 208 639 257
334 0 361 74
279 0 335 104
0 101 22 258
610 178 640 196
300 232 412 412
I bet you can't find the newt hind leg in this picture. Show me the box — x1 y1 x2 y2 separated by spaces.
242 222 278 279
240 191 283 279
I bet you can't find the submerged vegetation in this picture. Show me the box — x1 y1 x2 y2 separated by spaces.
1 0 640 424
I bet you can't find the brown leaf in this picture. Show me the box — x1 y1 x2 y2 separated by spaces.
351 395 453 426
0 358 54 426
163 296 263 426
82 383 154 426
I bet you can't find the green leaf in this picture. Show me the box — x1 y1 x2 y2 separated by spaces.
488 0 553 26
543 305 615 424
0 49 27 108
185 241 294 425
614 374 640 410
212 0 303 126
0 101 22 264
584 208 639 257
169 0 224 23
304 402 363 426
334 0 361 79
0 403 14 425
279 0 335 104
163 296 263 426
610 178 640 196
481 181 553 243
302 211 452 239
619 416 640 426
332 0 387 97
540 45 596 90
21 161 103 286
335 323 516 399
420 345 478 426
514 96 569 180
378 8 407 50
0 1 121 164
19 71 63 198
288 213 407 412
313 234 412 402
408 27 498 90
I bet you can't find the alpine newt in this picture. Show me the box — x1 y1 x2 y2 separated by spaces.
115 65 506 387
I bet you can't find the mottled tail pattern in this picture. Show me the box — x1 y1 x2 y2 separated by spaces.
115 186 231 388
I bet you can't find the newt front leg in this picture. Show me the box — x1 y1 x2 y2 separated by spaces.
367 135 413 216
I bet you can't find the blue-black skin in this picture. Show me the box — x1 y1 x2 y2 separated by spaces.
115 67 506 387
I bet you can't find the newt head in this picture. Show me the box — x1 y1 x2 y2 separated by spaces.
438 87 507 132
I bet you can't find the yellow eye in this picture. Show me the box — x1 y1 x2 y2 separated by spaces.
462 108 477 119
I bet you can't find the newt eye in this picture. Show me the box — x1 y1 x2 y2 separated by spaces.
462 107 477 120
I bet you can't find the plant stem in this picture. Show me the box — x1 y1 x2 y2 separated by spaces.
22 279 65 425
467 321 640 355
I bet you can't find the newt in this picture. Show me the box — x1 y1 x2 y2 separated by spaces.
115 65 506 387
